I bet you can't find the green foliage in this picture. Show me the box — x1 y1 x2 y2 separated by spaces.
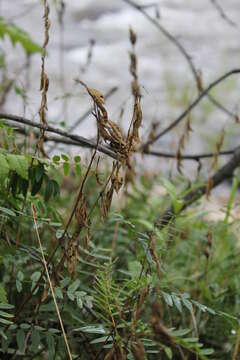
0 11 239 360
2 116 235 355
0 17 42 54
1 118 239 358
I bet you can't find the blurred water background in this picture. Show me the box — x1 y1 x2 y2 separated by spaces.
0 0 240 180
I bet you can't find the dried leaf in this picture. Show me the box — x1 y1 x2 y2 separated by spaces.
131 79 141 98
130 52 137 78
197 159 202 176
88 87 105 106
75 79 105 106
112 169 123 193
128 98 142 152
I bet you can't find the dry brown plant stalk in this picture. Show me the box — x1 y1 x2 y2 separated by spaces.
31 204 73 360
38 0 50 158
176 113 193 174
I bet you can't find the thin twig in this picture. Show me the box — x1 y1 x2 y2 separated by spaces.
56 129 100 271
143 69 240 147
123 0 237 120
31 204 73 360
146 148 236 161
48 86 118 154
123 0 198 81
210 0 237 27
0 112 118 159
6 118 238 161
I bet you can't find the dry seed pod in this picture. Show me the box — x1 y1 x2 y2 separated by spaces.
129 26 137 45
212 128 225 169
112 164 123 193
131 79 141 97
88 87 105 106
75 79 105 106
107 120 125 142
185 113 193 137
98 122 112 142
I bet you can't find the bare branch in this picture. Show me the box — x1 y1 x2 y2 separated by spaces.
10 121 237 162
123 0 198 81
143 69 240 148
69 86 118 132
210 0 237 27
0 112 118 160
122 0 237 120
146 148 236 161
